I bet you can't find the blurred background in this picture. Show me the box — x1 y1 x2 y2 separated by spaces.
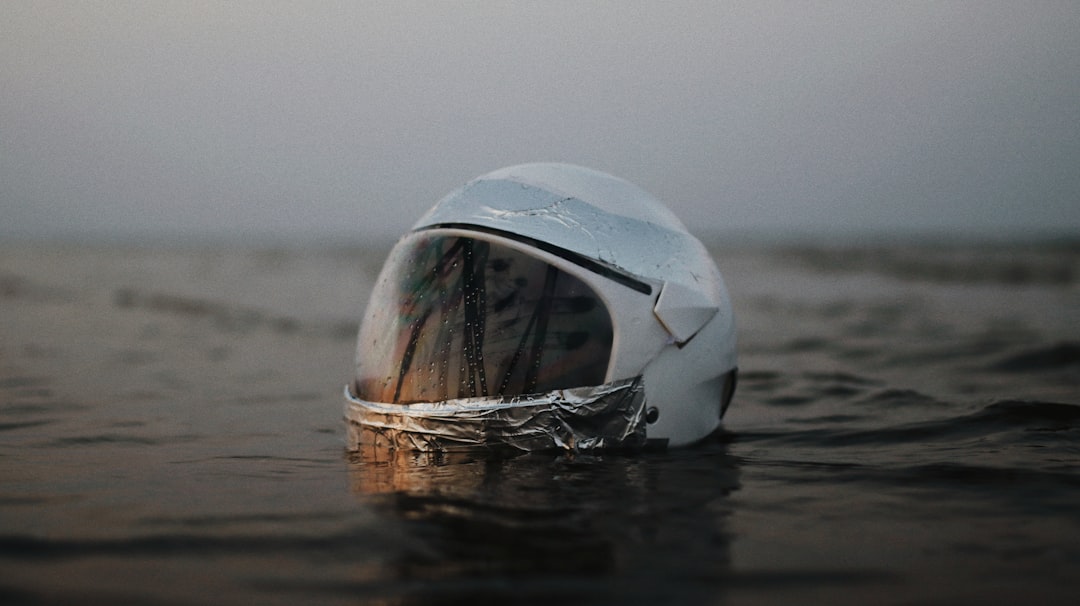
3 0 1079 246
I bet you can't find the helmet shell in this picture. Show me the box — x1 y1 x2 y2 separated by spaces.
412 163 736 446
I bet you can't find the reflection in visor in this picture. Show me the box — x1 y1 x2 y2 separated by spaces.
356 234 614 404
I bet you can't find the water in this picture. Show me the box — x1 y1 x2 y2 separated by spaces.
1 240 1078 605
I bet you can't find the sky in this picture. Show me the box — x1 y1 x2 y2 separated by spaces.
2 1 1079 245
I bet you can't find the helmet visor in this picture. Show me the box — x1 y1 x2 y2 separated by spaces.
355 231 614 404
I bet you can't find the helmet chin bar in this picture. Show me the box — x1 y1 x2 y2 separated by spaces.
345 377 647 453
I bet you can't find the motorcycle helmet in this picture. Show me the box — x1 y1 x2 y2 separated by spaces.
345 163 736 452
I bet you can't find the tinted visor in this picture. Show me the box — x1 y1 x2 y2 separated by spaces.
355 232 614 404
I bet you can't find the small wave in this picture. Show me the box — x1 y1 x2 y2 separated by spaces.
0 376 49 390
787 414 867 425
0 419 55 432
747 399 1080 447
753 373 898 408
138 511 352 529
738 370 783 383
899 462 1080 488
970 399 1080 427
46 434 165 447
784 245 1078 285
902 398 1080 439
990 342 1080 372
112 287 355 340
802 371 881 386
783 337 830 352
113 288 297 334
858 388 945 407
0 273 70 302
765 395 816 406
0 494 81 507
0 531 378 561
736 370 789 395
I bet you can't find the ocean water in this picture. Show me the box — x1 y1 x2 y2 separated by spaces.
1 240 1078 605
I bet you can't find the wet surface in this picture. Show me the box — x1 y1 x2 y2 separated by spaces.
1 240 1078 604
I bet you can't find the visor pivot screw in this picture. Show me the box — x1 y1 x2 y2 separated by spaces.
646 406 659 424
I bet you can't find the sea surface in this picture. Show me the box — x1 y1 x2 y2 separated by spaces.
1 239 1078 605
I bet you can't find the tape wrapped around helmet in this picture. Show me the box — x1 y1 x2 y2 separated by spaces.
345 377 646 453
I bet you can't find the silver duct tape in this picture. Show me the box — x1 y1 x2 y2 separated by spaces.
344 377 646 453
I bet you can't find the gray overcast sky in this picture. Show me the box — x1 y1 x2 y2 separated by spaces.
2 1 1079 244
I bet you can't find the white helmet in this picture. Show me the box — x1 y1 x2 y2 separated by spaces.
345 163 736 452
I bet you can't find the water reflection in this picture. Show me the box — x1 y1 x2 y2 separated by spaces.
346 438 740 604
